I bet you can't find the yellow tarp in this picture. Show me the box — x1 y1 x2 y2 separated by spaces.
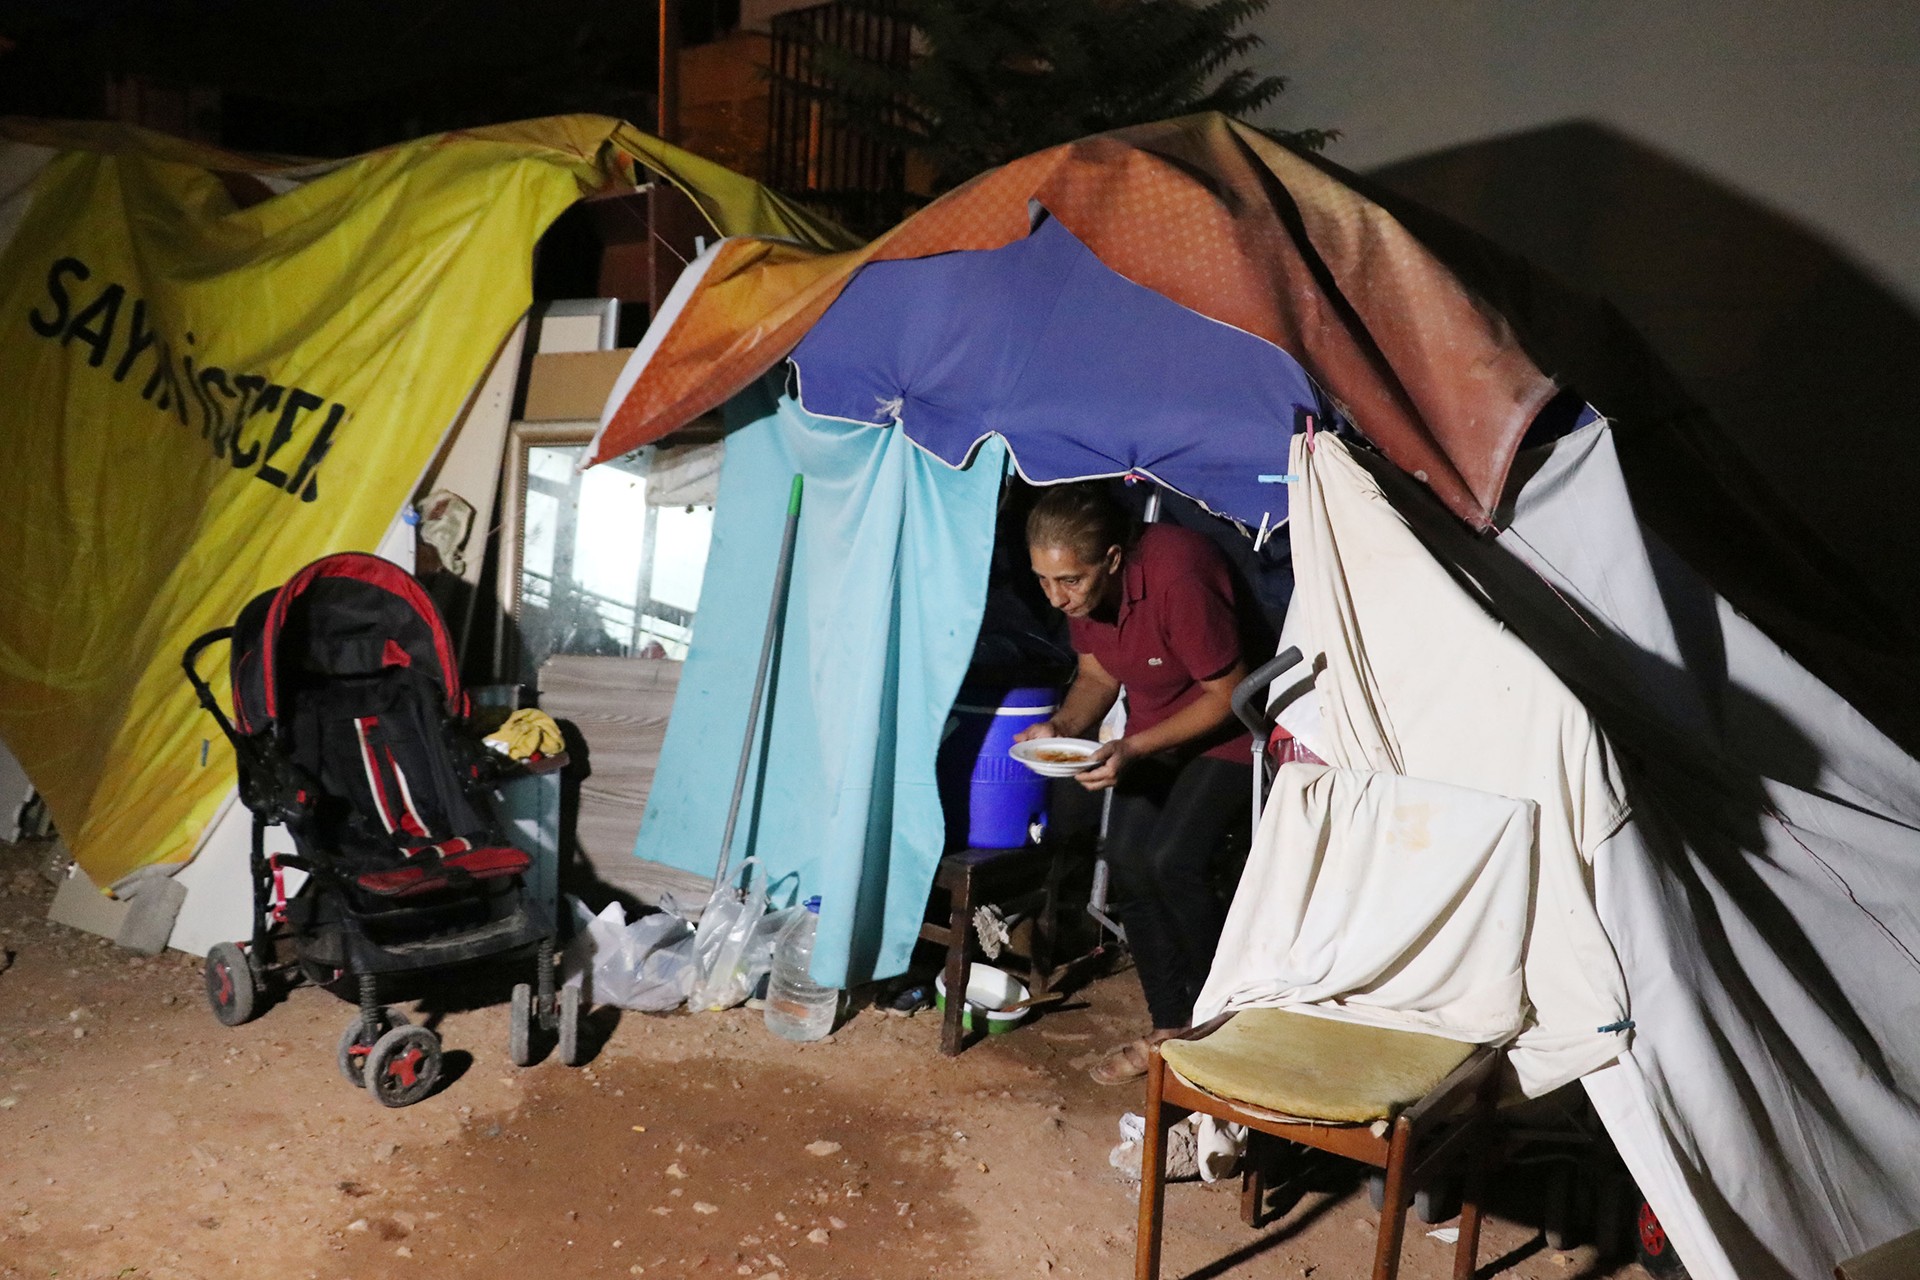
0 114 849 888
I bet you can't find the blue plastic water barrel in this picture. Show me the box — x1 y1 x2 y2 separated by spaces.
936 686 1059 849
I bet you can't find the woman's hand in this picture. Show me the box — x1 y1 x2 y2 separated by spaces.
1014 718 1063 745
1076 738 1137 791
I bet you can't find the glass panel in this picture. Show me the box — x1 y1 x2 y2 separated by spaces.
516 442 718 683
522 489 559 583
575 466 648 607
529 447 575 484
652 504 715 613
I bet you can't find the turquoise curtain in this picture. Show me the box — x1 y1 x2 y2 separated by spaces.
633 375 1007 986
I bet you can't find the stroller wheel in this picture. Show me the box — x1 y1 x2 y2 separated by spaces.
1414 1172 1462 1225
204 943 259 1027
1544 1164 1578 1251
508 983 536 1067
365 1025 442 1108
337 1007 410 1088
1636 1198 1692 1279
557 984 586 1067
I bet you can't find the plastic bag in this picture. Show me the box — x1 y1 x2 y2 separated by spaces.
744 905 807 994
1108 1112 1246 1184
688 857 770 1011
561 895 698 1012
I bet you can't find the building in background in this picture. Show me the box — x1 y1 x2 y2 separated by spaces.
761 0 916 233
1245 0 1920 633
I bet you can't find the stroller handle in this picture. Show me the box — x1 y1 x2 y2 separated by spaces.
1230 645 1305 740
182 625 313 824
182 626 240 744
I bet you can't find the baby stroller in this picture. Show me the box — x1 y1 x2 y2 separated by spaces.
182 552 583 1106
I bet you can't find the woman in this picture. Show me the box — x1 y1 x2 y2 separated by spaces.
1015 483 1256 1084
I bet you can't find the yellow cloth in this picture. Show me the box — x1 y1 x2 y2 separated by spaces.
1160 1007 1476 1124
485 709 565 762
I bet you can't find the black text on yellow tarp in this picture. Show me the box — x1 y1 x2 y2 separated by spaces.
27 255 351 504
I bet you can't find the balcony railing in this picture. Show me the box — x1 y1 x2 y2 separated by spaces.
767 0 914 234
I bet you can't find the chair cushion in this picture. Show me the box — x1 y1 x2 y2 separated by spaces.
1160 1007 1478 1124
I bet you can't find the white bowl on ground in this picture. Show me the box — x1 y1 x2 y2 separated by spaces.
933 964 1032 1034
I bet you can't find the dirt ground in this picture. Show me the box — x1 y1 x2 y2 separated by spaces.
0 838 1655 1280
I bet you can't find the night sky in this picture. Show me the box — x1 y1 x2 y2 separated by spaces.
0 0 736 155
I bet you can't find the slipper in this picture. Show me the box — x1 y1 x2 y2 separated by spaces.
1089 1038 1152 1085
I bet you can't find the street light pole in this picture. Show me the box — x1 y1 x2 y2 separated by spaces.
657 0 680 143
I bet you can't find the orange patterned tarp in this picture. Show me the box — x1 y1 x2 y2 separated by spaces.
589 113 1560 529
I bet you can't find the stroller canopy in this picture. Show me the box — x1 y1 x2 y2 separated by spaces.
232 553 465 735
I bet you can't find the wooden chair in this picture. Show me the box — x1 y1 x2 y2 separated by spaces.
918 843 1069 1055
1136 1008 1503 1280
1838 1226 1920 1280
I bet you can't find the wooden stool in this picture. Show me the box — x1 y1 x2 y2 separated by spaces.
919 844 1067 1055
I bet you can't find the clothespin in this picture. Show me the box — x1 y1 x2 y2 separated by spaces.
1303 413 1317 453
1254 511 1278 553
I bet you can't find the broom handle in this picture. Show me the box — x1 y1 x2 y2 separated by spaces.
714 473 804 893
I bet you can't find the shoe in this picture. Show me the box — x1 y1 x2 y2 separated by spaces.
885 982 934 1016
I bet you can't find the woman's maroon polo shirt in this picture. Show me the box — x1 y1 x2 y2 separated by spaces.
1067 524 1253 763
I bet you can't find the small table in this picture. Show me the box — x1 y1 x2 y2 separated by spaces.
919 843 1070 1056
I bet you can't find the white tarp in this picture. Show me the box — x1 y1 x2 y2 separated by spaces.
1230 433 1630 1099
1363 418 1920 1280
1197 765 1538 1046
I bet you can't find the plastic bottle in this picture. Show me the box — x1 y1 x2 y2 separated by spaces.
764 896 838 1042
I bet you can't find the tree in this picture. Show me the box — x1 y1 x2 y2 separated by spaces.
802 0 1335 199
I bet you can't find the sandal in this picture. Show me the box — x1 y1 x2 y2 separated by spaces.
1089 1038 1153 1085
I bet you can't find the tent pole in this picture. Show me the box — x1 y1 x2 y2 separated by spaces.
713 473 804 893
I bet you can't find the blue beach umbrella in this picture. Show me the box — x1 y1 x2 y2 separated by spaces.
789 213 1335 534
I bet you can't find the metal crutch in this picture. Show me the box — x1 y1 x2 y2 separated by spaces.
1228 646 1306 831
